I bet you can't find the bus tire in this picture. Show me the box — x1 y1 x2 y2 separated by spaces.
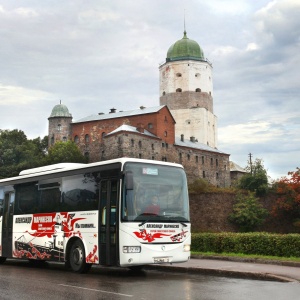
69 239 91 273
0 257 6 264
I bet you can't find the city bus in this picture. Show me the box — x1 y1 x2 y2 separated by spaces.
0 158 191 273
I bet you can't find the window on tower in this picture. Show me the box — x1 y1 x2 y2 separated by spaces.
176 88 182 92
195 88 201 92
176 73 182 77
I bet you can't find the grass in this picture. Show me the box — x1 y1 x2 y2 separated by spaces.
192 251 300 263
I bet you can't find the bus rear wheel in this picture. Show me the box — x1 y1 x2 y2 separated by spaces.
69 240 91 273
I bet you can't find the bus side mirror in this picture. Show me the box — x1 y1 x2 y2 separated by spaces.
125 171 133 190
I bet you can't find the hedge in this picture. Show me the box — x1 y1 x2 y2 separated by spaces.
191 232 300 257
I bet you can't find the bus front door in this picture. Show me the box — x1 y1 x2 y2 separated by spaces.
100 180 118 266
2 192 15 258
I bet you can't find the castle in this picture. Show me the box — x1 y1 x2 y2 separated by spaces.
48 30 231 187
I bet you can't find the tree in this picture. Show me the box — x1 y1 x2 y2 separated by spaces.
0 129 46 178
271 168 300 228
45 141 87 165
229 191 268 232
238 158 269 196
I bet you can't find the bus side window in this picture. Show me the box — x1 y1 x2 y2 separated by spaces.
0 188 4 216
15 182 38 214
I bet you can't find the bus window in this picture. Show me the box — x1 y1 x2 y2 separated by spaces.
38 181 61 213
0 188 4 216
14 182 38 214
61 173 100 212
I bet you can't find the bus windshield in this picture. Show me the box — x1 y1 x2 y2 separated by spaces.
122 162 189 223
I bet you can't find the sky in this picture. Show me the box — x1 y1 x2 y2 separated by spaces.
0 0 299 181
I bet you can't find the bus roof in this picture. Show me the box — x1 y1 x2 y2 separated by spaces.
0 158 184 186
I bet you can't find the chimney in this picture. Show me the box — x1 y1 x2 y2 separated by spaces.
137 123 144 133
181 134 184 142
109 108 116 114
190 136 195 142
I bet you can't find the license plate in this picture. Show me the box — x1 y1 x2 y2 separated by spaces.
154 257 169 263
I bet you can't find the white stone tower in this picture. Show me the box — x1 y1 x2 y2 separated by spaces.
159 30 217 147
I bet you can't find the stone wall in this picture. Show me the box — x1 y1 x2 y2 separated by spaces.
190 193 296 233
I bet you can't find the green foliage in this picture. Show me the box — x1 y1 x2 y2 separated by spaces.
191 232 300 257
0 129 47 178
188 178 234 194
228 192 268 232
45 141 87 164
238 158 269 196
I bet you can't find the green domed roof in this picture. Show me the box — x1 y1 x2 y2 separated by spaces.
167 31 204 62
49 103 72 118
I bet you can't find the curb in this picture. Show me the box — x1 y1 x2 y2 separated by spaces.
145 264 296 283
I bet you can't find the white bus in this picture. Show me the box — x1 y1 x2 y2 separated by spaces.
0 158 190 273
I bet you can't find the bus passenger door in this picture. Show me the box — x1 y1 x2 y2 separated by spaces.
99 180 118 266
2 192 15 257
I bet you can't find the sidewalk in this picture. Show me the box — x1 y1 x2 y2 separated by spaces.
147 257 300 283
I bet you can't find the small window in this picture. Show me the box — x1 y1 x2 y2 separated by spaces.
176 88 182 92
216 172 219 179
57 124 61 131
138 141 142 148
195 156 199 163
85 134 90 143
203 171 206 178
216 159 219 167
195 88 201 92
139 154 142 159
152 144 154 150
162 91 166 96
164 131 167 137
74 135 79 143
162 143 165 148
187 154 190 161
148 123 153 129
51 136 54 145
211 158 213 166
131 139 134 147
62 136 67 142
202 156 205 164
176 73 182 77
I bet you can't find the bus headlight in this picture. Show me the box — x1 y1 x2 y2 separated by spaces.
123 246 141 253
184 244 190 252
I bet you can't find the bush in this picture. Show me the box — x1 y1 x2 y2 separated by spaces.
191 232 300 257
228 191 268 232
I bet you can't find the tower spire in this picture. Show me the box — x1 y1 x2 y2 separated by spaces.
184 9 186 35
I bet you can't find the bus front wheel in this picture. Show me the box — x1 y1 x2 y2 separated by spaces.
69 240 91 273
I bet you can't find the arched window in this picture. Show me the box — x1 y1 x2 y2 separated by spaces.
74 135 79 143
85 134 90 143
62 136 67 142
57 124 61 131
162 91 166 96
176 88 182 92
176 73 182 77
195 88 201 92
164 131 167 137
